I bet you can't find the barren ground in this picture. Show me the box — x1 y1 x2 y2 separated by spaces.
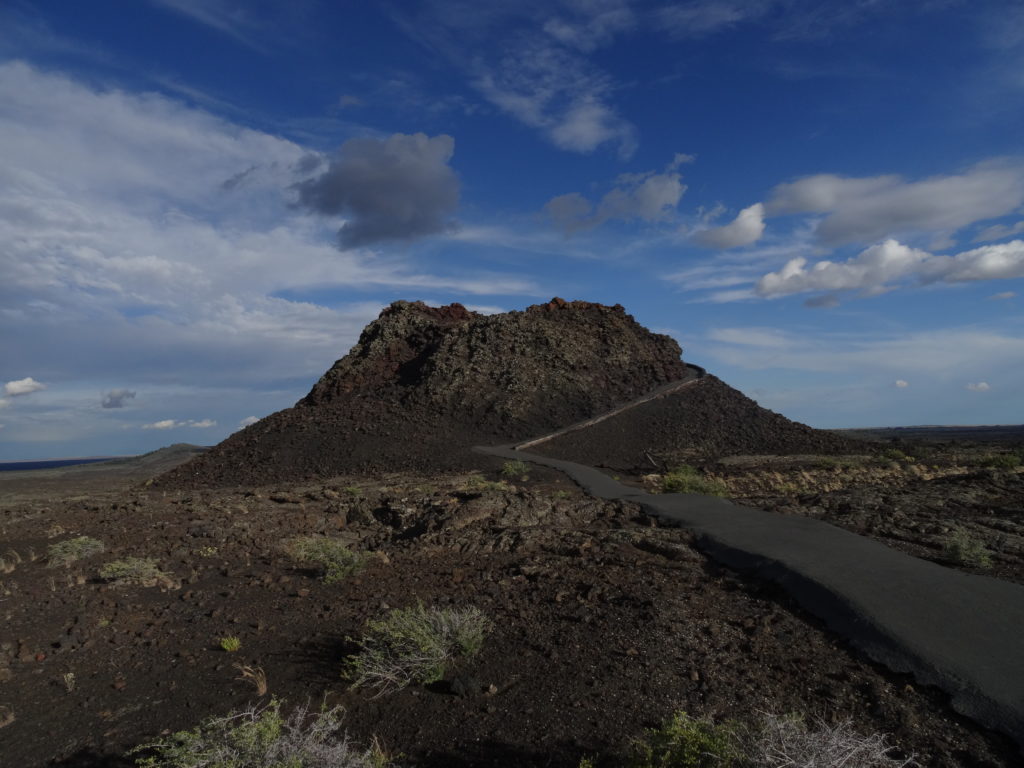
1 437 1022 767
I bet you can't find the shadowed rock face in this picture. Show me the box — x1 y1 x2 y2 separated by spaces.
159 299 689 488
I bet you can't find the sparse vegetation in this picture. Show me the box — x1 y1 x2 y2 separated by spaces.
47 536 105 568
99 557 177 589
740 712 917 767
219 636 242 653
463 474 511 493
345 603 489 694
286 536 368 584
500 459 531 481
616 711 916 768
979 453 1021 469
877 448 915 464
129 698 392 768
661 465 728 496
629 710 739 767
943 530 993 569
234 663 268 697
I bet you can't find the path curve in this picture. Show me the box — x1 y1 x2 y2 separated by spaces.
475 368 1024 754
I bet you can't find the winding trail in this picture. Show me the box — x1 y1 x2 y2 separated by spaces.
476 367 1024 753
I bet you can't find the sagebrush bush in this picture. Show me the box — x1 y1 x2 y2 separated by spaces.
943 530 992 569
345 603 489 694
47 536 105 567
500 459 531 480
286 536 367 584
130 698 391 768
979 453 1021 469
661 466 728 496
99 557 177 588
741 713 917 767
621 711 916 768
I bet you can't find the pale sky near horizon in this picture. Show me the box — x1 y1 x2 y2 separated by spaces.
1 0 1022 459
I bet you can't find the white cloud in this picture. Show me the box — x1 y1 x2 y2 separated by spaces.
4 377 46 396
238 415 260 428
895 379 909 388
766 163 1024 246
966 381 991 392
0 62 539 455
143 417 216 430
546 160 686 234
693 203 766 248
396 3 637 157
990 291 1016 300
143 419 180 430
756 239 1024 298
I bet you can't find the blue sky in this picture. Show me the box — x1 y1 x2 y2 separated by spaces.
1 0 1023 459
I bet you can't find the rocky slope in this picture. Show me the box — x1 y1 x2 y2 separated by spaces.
160 299 689 487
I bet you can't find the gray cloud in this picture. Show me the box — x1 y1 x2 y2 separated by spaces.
293 133 459 249
101 389 136 409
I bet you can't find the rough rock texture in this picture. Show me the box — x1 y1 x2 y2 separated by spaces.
533 375 859 471
159 299 689 488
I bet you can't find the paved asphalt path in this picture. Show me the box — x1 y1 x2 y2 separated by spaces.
476 375 1024 754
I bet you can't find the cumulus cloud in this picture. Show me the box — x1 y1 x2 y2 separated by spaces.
238 415 260 428
101 389 136 409
756 239 1024 298
546 159 686 234
895 379 909 388
293 133 460 249
4 377 45 397
765 163 1024 246
143 417 216 430
966 382 991 391
693 203 766 249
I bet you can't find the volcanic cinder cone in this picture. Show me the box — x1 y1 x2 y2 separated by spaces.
158 298 691 488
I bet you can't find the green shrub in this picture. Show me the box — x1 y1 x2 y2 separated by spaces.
99 557 177 589
286 537 367 584
345 603 489 694
943 530 992 569
463 474 511 493
629 711 739 768
661 466 728 497
130 698 391 768
219 636 241 653
979 453 1021 469
47 536 105 568
500 460 531 481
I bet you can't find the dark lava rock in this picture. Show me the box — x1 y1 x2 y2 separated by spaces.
157 298 688 488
